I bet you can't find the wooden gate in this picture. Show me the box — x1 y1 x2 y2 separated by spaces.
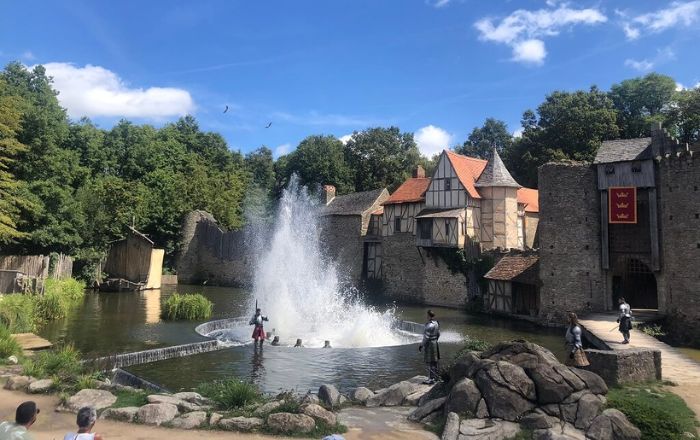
486 279 512 313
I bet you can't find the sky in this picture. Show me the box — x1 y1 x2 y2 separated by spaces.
1 0 700 158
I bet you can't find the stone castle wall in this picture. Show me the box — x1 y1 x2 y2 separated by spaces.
319 215 365 284
538 163 605 323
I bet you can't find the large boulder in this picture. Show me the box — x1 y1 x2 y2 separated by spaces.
147 394 204 412
569 368 608 395
602 409 641 440
459 418 521 439
366 380 427 407
526 364 575 404
448 352 484 383
349 387 374 404
219 416 264 432
301 403 337 426
533 422 586 440
474 362 536 421
136 403 179 426
4 376 32 391
444 378 481 415
318 384 341 408
99 407 139 422
170 411 208 429
574 393 604 430
28 379 54 394
253 400 283 416
418 382 449 407
64 389 117 413
520 410 556 430
267 412 315 434
481 340 560 369
407 397 446 422
441 412 460 440
173 392 211 406
209 412 223 426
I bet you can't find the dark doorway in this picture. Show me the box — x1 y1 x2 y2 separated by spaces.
613 258 658 309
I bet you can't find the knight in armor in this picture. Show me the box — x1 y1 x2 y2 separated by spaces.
249 308 268 346
418 310 440 385
617 297 632 344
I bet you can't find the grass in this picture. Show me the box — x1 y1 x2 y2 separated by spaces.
112 389 148 408
0 294 37 333
197 378 263 410
0 324 21 358
607 384 699 440
161 293 213 321
22 344 85 388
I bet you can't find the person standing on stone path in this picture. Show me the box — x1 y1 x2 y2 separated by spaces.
419 309 440 385
0 401 39 440
565 312 589 367
617 297 632 344
249 308 268 346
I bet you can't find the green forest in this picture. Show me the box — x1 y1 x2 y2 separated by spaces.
1 62 699 274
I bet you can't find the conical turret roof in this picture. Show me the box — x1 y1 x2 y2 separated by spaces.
474 148 521 188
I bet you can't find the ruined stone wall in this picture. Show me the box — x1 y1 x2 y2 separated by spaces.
657 154 700 344
177 211 253 286
538 163 605 323
422 249 469 307
381 233 426 303
319 215 364 284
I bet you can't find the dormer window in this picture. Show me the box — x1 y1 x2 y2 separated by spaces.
605 165 615 175
444 178 451 191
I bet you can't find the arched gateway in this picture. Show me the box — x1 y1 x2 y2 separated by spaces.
612 257 658 309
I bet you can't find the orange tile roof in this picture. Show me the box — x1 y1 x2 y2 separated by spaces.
444 150 488 199
517 187 539 213
372 207 384 215
383 178 431 205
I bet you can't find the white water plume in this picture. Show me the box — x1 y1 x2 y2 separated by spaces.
248 178 415 348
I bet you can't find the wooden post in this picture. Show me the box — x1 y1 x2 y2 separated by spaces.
601 191 610 270
648 188 660 271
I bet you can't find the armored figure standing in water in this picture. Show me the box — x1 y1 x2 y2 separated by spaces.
419 310 440 385
249 308 268 346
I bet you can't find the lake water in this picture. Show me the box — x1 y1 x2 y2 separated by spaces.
39 285 567 393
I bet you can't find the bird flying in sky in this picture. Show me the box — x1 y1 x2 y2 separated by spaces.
265 122 272 128
223 105 229 113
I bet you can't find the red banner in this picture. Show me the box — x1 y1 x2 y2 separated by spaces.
609 187 637 224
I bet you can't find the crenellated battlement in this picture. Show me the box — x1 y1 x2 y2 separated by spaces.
651 122 693 164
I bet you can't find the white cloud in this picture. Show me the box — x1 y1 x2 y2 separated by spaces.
474 5 607 65
21 51 35 61
620 1 700 40
676 82 686 91
429 0 451 8
39 62 195 119
339 134 354 145
513 128 524 138
272 111 375 127
414 125 453 158
274 143 291 158
624 58 654 72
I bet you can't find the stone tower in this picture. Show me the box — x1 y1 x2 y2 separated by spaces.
475 148 521 250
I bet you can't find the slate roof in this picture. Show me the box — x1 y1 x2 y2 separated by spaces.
594 138 652 164
517 188 539 213
445 150 488 199
484 254 540 285
475 148 520 188
321 188 388 216
383 178 431 205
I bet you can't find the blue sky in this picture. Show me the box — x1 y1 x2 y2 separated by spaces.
2 0 700 158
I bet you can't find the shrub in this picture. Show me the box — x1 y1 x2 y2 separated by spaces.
197 378 263 410
75 375 96 391
0 324 21 358
22 344 84 381
0 294 37 333
44 278 86 301
35 293 66 321
607 384 699 440
113 389 148 408
161 293 213 320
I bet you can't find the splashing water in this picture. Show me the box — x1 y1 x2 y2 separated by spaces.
245 178 416 348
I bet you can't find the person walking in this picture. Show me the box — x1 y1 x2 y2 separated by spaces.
249 308 268 346
63 407 103 440
0 401 39 440
418 310 440 385
617 297 632 344
565 312 590 367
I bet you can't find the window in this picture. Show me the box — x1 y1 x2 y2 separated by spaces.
445 219 451 238
394 216 402 233
605 165 615 175
444 178 451 191
631 162 642 173
419 220 432 240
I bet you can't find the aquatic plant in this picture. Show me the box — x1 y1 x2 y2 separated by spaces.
22 344 84 381
161 293 213 321
197 378 263 410
0 294 37 333
44 278 86 301
0 324 21 358
35 278 86 321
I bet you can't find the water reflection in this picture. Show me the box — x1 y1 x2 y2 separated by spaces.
251 344 265 381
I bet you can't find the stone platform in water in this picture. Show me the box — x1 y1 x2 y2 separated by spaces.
12 333 52 353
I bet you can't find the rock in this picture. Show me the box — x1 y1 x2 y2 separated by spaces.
526 364 575 404
301 403 337 426
7 356 18 365
475 363 535 421
569 368 608 395
587 414 613 440
267 412 315 434
301 393 320 405
521 410 555 430
533 422 586 440
4 375 31 391
28 379 53 394
319 384 341 408
136 403 179 426
458 418 521 439
574 393 603 430
173 391 210 405
170 411 208 429
253 400 283 416
448 352 483 382
441 412 460 440
219 416 264 432
147 394 205 412
475 398 489 418
99 407 139 422
209 412 223 426
561 390 590 404
338 395 348 406
366 380 426 407
350 387 374 404
602 408 641 440
445 378 481 415
407 397 446 422
418 382 449 407
560 402 578 424
552 365 586 391
405 388 431 406
481 340 561 369
64 389 117 412
541 404 561 418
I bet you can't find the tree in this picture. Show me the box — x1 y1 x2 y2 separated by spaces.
667 87 700 144
245 147 276 192
455 118 513 159
284 135 353 194
609 73 676 138
345 127 421 192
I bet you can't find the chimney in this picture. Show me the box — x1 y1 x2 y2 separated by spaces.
322 185 336 205
413 165 426 178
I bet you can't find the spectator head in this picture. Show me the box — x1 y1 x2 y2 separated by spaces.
76 407 97 430
15 401 39 427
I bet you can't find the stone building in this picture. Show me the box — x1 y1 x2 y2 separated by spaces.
538 124 700 343
380 149 540 307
